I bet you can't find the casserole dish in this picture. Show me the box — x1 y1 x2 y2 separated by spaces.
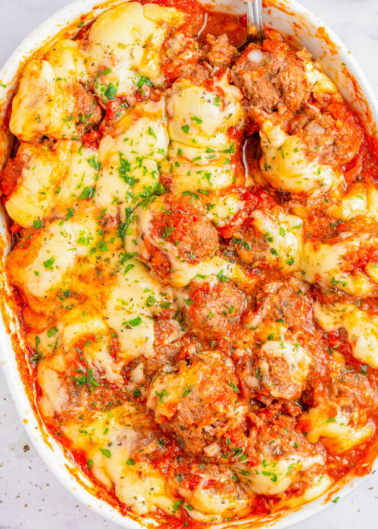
0 0 377 528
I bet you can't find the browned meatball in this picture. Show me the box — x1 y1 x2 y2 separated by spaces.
234 337 312 405
286 103 362 167
252 278 315 334
204 34 237 69
161 33 203 81
147 350 246 455
142 195 219 284
183 278 247 340
232 279 315 406
73 83 103 135
231 40 312 114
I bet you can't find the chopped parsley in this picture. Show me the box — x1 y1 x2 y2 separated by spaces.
99 448 111 458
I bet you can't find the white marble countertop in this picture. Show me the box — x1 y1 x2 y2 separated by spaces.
1 0 378 528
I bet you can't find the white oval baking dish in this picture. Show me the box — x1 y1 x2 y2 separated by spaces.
0 1 377 528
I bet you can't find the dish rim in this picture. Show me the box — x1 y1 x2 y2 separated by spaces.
0 1 377 528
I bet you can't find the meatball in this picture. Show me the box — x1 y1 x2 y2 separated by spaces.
235 334 313 404
204 34 237 69
326 103 363 165
73 83 103 135
228 418 328 498
235 225 271 268
234 205 303 276
286 102 362 167
182 277 247 339
250 278 315 335
231 41 312 114
149 195 218 263
131 194 219 286
162 33 203 81
233 279 315 404
298 347 378 455
147 350 246 455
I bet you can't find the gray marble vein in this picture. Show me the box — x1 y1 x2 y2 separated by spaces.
1 0 378 528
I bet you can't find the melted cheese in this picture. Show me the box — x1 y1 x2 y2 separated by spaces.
161 144 235 194
234 451 325 496
171 467 251 521
258 340 313 399
56 144 99 209
84 2 185 99
302 397 375 455
62 405 179 515
126 197 249 287
60 305 124 386
9 222 80 299
276 474 333 510
95 99 168 218
206 193 244 228
38 359 70 417
10 40 86 141
196 256 249 285
314 301 378 368
161 156 235 196
252 206 303 274
6 212 98 312
302 235 378 297
105 258 175 362
260 119 343 195
6 141 98 228
167 75 243 150
328 183 378 222
46 38 87 82
304 61 340 101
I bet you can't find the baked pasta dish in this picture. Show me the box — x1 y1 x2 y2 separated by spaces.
2 0 378 525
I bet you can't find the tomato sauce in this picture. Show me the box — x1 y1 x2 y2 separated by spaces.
197 12 247 48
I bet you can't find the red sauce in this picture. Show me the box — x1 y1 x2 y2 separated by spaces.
0 156 23 197
197 12 247 48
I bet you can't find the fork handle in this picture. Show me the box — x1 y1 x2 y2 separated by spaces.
246 0 267 44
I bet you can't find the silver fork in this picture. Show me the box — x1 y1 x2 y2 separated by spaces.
241 0 267 49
